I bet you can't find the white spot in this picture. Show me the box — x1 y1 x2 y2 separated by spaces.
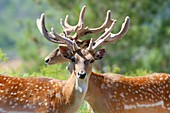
37 96 40 99
124 104 137 110
128 89 131 92
120 93 125 98
9 101 13 105
0 83 4 86
124 101 165 110
23 105 27 108
8 81 11 84
101 83 105 89
131 98 134 102
45 102 48 106
56 93 61 98
14 103 18 106
16 97 19 101
11 105 16 108
49 80 54 84
39 102 42 106
125 93 128 96
20 98 24 101
137 101 164 108
135 97 138 100
160 77 163 80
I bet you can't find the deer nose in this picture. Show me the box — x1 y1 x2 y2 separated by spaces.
77 71 87 79
45 58 50 64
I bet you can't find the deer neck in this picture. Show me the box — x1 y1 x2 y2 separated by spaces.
85 72 124 113
85 72 109 113
61 72 90 113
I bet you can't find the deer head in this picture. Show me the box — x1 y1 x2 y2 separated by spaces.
39 6 130 65
36 5 115 65
36 11 108 80
58 41 106 79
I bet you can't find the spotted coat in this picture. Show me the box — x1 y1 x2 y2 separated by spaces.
85 72 170 113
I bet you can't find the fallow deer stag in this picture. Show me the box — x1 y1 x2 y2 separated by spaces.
42 5 114 64
0 40 89 112
43 6 170 113
0 14 108 113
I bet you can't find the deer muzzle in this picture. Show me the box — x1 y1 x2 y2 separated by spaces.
77 70 87 79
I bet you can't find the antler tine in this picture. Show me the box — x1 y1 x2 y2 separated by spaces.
93 20 116 49
60 5 86 37
87 38 94 51
77 5 86 29
37 13 63 44
73 9 114 39
93 16 130 49
87 10 113 34
60 6 114 40
60 15 75 36
106 16 130 43
73 40 81 51
51 27 74 46
60 15 73 35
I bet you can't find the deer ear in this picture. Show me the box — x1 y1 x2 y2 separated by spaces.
94 48 106 60
59 46 73 59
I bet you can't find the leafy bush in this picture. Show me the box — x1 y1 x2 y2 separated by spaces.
0 49 8 63
32 63 69 80
0 49 8 73
125 69 152 77
77 101 91 113
43 0 170 74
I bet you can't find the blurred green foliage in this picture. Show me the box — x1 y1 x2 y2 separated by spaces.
0 1 170 112
0 49 8 73
0 49 8 63
33 64 69 80
36 0 170 74
125 69 152 77
1 0 170 74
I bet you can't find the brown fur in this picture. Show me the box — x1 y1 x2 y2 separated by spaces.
0 74 80 113
85 72 170 113
44 48 170 113
0 47 102 113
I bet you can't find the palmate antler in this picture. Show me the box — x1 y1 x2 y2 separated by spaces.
37 5 130 52
86 16 130 51
36 5 114 47
92 16 130 50
36 14 80 51
60 5 114 40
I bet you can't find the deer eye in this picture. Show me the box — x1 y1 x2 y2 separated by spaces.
90 59 95 64
71 56 76 63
